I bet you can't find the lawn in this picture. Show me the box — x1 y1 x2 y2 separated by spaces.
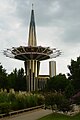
38 112 80 120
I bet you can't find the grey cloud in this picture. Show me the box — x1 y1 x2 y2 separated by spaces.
1 0 80 44
12 0 31 26
0 0 80 74
12 0 80 27
62 24 80 43
12 0 57 26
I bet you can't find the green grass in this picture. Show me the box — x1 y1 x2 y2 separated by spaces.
38 112 80 120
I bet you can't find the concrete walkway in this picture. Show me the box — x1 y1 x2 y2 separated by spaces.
1 109 52 120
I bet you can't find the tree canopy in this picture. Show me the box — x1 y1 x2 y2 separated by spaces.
68 56 80 92
0 63 26 91
45 74 70 92
0 63 7 89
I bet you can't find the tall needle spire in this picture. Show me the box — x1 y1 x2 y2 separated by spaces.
32 3 34 10
28 4 37 46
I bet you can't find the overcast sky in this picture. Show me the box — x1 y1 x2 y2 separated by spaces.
0 0 80 76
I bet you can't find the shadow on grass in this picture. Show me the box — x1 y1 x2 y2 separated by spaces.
38 112 80 120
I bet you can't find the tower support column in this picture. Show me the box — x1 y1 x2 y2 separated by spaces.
24 60 40 91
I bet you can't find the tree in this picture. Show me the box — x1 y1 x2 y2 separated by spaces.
45 74 69 92
65 83 74 98
16 68 26 91
8 68 26 91
0 63 8 89
0 63 26 91
7 68 17 90
68 56 80 91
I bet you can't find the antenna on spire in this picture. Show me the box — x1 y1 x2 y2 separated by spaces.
32 3 34 10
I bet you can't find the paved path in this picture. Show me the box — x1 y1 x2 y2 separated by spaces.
1 109 52 120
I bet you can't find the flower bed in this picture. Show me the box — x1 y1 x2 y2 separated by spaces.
0 89 44 114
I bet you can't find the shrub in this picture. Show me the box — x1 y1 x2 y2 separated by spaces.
65 83 74 98
0 90 44 114
37 94 44 105
58 98 72 112
75 96 80 105
0 91 8 103
8 93 16 102
44 92 72 112
71 92 80 105
0 102 11 114
45 92 56 110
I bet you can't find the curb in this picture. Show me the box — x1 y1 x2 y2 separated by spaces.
0 105 44 118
